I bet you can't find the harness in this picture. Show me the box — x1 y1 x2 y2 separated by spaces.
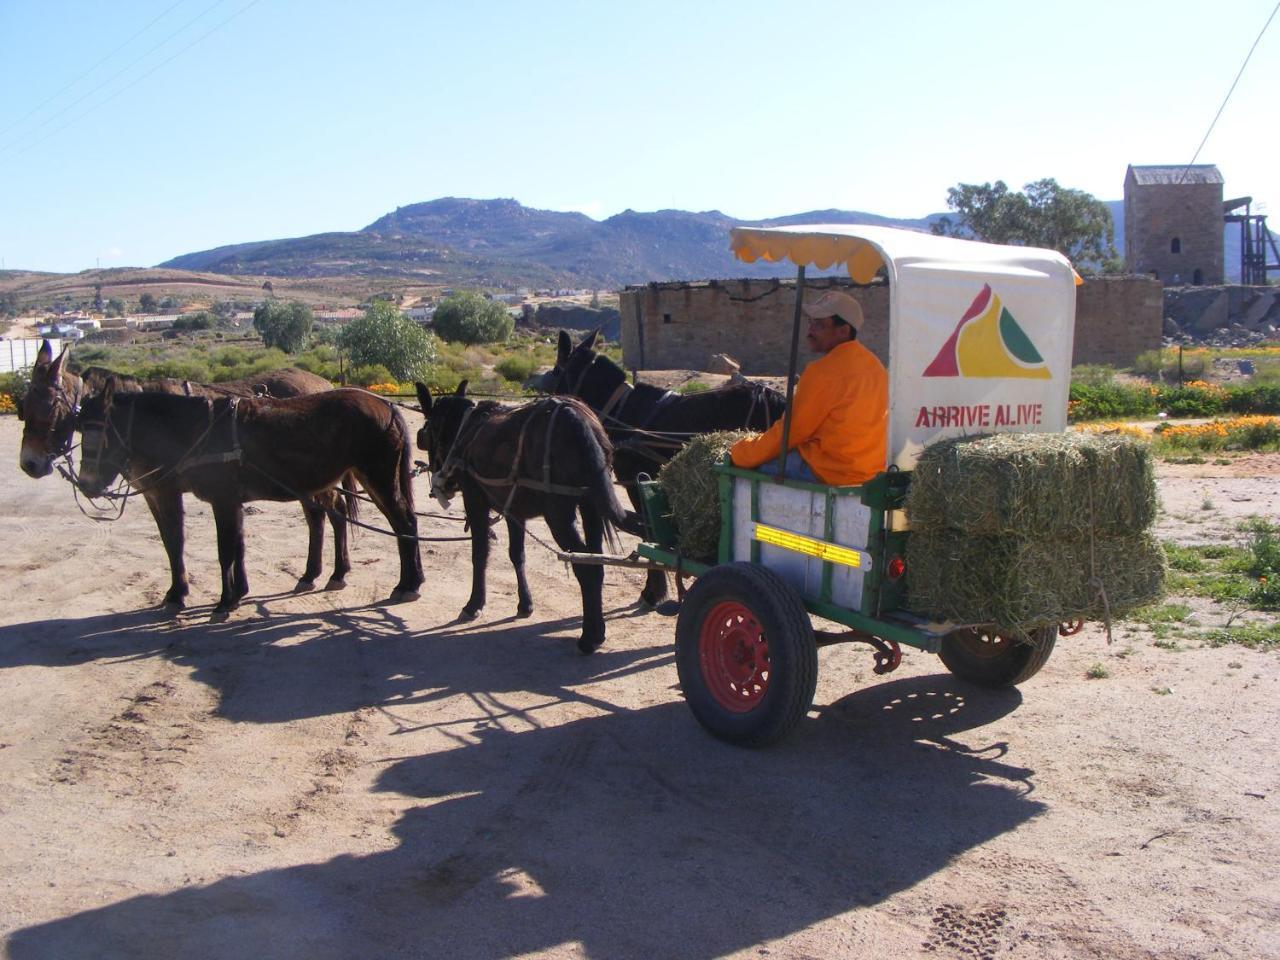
437 398 593 517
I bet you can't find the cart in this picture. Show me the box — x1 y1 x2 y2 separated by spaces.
638 224 1080 746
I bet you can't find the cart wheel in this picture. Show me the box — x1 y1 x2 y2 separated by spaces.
938 625 1057 688
675 562 817 747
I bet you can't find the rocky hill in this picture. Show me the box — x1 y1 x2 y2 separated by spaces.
160 198 947 289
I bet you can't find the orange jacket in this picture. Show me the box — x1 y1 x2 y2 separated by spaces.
730 339 888 485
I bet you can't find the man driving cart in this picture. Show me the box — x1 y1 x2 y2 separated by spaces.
729 289 888 486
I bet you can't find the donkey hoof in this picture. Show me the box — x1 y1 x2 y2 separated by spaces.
209 608 231 624
293 578 317 594
324 577 348 592
516 604 534 619
576 635 603 655
459 606 481 622
389 588 420 604
161 600 184 617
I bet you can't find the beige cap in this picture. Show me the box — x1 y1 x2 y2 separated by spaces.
802 290 864 330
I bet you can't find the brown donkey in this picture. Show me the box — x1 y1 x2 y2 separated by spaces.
75 385 422 619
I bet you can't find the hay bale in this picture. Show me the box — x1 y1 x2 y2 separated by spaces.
658 431 752 560
905 432 1156 539
906 530 1167 632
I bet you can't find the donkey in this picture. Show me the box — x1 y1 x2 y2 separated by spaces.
18 340 354 609
76 385 423 619
414 381 634 654
536 328 787 605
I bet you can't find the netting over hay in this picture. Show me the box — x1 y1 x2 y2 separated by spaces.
906 530 1167 631
657 431 752 560
905 432 1157 539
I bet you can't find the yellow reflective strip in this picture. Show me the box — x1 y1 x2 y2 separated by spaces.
753 523 863 568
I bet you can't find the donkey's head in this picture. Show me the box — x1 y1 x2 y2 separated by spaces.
74 382 128 497
18 340 82 478
415 380 476 507
535 328 604 397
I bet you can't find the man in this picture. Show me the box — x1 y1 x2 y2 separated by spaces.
730 290 887 485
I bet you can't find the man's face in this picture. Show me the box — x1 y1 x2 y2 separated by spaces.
805 315 851 354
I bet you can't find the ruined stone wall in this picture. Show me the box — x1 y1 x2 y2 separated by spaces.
1125 180 1224 284
1071 276 1163 366
619 278 889 375
620 275 1162 374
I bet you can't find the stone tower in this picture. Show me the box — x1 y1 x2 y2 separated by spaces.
1124 164 1224 285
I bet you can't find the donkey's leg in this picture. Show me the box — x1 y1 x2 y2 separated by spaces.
544 499 606 654
325 478 354 591
459 485 491 619
351 463 421 604
295 497 325 591
143 484 189 612
210 499 247 620
506 516 534 618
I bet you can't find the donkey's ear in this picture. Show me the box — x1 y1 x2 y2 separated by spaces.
455 380 469 397
101 375 118 409
580 328 601 352
35 339 53 367
414 381 432 413
556 330 572 366
49 343 70 380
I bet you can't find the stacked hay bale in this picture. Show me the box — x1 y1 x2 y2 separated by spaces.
657 431 750 560
905 432 1165 634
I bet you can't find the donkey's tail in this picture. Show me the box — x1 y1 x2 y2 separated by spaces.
341 471 360 527
569 408 633 552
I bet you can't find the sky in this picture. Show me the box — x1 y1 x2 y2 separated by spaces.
1 0 1277 274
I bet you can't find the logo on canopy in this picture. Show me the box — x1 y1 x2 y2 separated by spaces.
922 284 1051 379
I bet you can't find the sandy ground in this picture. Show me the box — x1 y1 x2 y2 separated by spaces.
1 411 1278 960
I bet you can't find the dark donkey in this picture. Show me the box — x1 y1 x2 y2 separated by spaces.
18 341 354 609
537 328 787 605
414 381 633 654
75 385 423 619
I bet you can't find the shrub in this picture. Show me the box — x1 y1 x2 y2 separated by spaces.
348 364 397 388
432 292 514 344
1155 382 1227 417
1224 384 1280 415
1068 382 1157 421
1153 416 1280 453
495 353 537 383
337 302 437 382
253 301 314 353
1071 364 1116 387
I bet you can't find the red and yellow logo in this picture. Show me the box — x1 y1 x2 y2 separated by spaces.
923 284 1051 379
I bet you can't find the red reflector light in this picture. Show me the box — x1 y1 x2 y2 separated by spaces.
887 556 906 580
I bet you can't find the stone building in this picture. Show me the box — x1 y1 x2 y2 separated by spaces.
1124 164 1224 284
619 275 1162 375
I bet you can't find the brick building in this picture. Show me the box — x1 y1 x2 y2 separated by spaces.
1124 164 1224 284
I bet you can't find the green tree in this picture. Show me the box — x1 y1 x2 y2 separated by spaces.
139 292 158 313
933 178 1120 273
337 301 437 382
432 291 514 344
253 300 314 353
105 297 126 318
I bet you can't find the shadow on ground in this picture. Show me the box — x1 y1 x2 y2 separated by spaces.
8 672 1040 960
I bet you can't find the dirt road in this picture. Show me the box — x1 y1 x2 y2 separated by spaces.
1 412 1277 959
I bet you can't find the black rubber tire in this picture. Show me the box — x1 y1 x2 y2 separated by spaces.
937 625 1058 688
675 562 818 747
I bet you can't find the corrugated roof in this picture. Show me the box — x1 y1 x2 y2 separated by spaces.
1128 164 1223 185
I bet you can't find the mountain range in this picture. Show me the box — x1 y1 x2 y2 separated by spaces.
158 197 1256 289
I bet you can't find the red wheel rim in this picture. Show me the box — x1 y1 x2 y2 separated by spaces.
698 600 771 713
955 631 1011 660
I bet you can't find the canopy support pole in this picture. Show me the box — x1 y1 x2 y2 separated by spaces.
774 265 806 482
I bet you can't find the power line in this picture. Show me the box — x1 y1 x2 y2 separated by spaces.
0 0 189 142
0 0 232 159
1178 0 1280 182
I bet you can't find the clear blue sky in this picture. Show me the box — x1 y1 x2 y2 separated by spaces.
2 0 1277 273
